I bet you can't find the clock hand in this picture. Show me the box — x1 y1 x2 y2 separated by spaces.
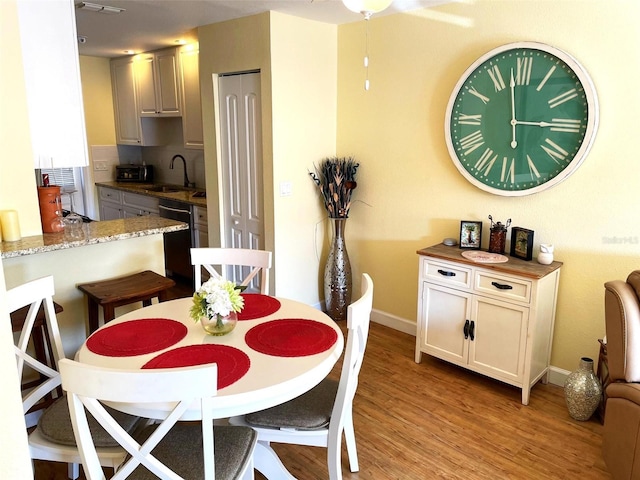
510 69 517 148
514 120 553 127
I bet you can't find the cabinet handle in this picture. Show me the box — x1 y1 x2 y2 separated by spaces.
491 281 513 290
463 319 470 339
469 321 475 341
438 269 456 277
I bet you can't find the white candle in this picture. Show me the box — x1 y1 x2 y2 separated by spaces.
0 210 21 242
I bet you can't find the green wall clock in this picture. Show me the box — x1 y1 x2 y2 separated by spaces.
444 42 599 196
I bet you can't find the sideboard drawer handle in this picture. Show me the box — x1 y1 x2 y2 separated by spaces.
438 269 456 277
491 281 513 290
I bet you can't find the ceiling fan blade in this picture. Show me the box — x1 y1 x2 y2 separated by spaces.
393 0 474 28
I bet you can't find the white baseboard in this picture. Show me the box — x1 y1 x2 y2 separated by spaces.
547 366 570 387
370 308 569 388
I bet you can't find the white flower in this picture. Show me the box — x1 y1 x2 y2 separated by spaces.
190 278 244 321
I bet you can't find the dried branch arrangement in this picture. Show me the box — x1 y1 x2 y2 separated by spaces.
309 156 359 218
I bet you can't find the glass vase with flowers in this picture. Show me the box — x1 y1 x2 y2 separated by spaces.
190 278 245 336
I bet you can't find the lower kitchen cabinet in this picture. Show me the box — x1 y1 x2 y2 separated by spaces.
193 205 208 248
415 243 562 405
122 191 159 217
99 187 123 221
98 187 158 220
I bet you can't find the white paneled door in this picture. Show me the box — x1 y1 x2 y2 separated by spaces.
218 72 265 287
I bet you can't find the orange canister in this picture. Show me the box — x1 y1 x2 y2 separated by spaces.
38 186 64 233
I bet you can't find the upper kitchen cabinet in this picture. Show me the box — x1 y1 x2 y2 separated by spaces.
136 48 181 117
17 0 88 168
111 56 140 144
110 45 202 149
178 44 203 149
110 56 167 146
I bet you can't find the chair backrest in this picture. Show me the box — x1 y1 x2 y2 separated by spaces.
329 273 374 435
191 247 272 294
7 275 66 415
605 270 640 383
59 359 218 480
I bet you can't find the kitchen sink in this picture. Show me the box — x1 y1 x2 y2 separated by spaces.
145 185 184 193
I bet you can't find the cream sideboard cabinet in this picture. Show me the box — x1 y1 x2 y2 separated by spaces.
415 243 562 405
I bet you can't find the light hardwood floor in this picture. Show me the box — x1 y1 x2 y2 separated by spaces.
34 321 611 479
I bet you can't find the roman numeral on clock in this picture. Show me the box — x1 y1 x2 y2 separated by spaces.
516 57 533 85
487 65 506 92
475 148 497 176
541 138 569 163
459 130 485 155
526 155 541 179
548 88 578 108
467 86 490 104
501 157 515 184
458 113 482 125
536 65 556 91
550 118 581 133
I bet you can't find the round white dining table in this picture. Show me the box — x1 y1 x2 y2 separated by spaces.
76 295 344 422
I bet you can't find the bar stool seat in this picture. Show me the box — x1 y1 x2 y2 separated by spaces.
10 301 64 412
77 270 175 334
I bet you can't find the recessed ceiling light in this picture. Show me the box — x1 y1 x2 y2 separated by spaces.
174 39 187 45
123 50 135 55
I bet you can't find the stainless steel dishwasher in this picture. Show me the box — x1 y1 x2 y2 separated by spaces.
158 199 193 283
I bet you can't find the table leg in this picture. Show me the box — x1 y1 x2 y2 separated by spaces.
253 441 297 480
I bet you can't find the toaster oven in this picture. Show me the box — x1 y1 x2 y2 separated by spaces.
116 164 153 183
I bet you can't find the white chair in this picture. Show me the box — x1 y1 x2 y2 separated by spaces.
59 359 257 480
8 276 141 479
191 248 272 293
229 273 374 480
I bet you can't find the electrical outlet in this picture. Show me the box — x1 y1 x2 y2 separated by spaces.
94 161 108 171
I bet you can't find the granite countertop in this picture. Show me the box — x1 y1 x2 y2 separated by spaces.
0 217 188 259
96 182 207 207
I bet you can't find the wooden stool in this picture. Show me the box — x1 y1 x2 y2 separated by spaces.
78 270 176 334
11 301 64 411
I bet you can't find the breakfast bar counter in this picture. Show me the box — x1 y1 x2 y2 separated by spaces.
0 216 187 259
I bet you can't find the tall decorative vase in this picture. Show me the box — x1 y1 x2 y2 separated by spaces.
564 357 603 421
324 218 352 321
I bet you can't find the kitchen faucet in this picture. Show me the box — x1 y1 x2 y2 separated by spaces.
170 155 195 188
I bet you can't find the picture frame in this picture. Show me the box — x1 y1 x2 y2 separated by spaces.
510 227 534 260
459 221 482 249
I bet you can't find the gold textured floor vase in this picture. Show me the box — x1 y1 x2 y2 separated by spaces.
564 357 603 421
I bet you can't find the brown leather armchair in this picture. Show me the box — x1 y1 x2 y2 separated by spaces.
603 270 640 480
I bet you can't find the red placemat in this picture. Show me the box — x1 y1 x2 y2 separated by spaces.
86 319 187 357
142 345 250 389
238 294 281 320
245 319 338 357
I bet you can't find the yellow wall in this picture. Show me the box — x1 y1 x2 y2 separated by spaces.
337 0 640 370
269 13 337 302
79 55 116 218
198 12 337 304
0 1 48 476
0 0 41 237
